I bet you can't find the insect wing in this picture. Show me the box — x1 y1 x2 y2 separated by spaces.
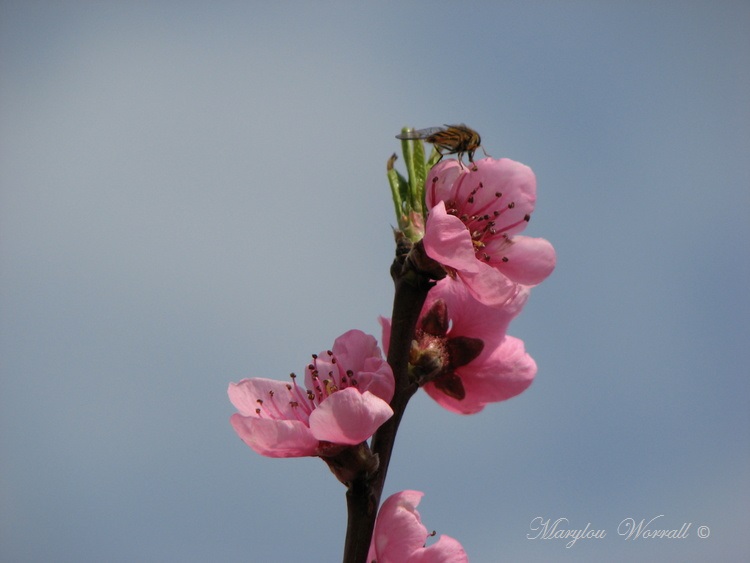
395 126 445 140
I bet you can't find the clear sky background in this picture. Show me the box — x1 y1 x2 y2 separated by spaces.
1 2 748 562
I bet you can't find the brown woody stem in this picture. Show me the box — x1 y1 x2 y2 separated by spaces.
341 240 441 563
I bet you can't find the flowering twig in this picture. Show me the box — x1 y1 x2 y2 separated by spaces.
342 238 443 563
227 125 555 562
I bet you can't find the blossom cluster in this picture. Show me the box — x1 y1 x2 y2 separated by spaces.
384 157 556 413
227 147 555 560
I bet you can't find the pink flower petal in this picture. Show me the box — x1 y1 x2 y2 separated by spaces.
486 235 556 285
435 279 528 343
332 330 394 402
424 335 537 414
229 414 319 458
457 259 518 307
426 158 537 235
423 201 480 273
369 491 428 562
461 158 537 233
425 160 464 204
228 378 311 421
308 388 393 445
360 362 396 404
408 535 469 563
331 329 380 369
369 490 469 562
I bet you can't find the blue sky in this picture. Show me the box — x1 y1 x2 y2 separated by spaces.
1 2 748 561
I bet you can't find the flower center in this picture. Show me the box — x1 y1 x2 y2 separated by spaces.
410 299 485 400
253 373 316 422
307 350 357 403
436 175 531 263
252 351 358 422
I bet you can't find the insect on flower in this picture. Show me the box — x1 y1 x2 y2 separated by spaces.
396 124 486 167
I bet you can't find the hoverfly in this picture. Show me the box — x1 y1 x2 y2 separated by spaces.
395 124 484 167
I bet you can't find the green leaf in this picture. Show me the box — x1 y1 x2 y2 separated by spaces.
398 126 429 215
410 137 427 215
386 153 410 230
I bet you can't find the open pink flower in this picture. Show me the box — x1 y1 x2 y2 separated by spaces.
228 330 394 458
423 157 556 306
381 278 536 414
367 490 468 563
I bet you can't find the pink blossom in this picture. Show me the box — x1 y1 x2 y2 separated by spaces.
381 278 536 414
228 330 394 458
423 157 556 306
367 490 468 563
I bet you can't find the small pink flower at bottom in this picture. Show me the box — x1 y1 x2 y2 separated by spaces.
228 330 394 458
423 157 556 307
368 491 468 563
381 278 536 414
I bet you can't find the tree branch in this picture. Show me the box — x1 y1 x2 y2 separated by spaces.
341 239 442 563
